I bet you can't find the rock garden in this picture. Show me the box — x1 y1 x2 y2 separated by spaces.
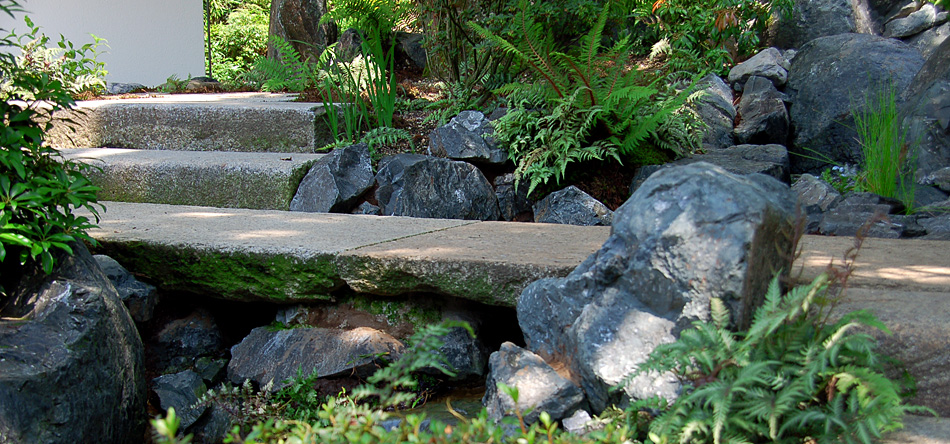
3 0 950 443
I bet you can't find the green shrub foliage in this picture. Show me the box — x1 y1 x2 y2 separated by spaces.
472 1 702 195
633 0 793 75
618 273 929 444
1 0 101 288
7 15 108 96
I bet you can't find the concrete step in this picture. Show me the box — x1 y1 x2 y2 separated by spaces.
80 201 950 418
63 148 323 210
49 93 334 153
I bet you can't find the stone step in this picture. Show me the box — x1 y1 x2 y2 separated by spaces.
49 93 334 153
63 148 323 210
80 201 950 417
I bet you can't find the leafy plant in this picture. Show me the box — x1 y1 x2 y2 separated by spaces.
473 1 702 195
633 0 793 75
324 0 414 45
852 83 918 212
1 1 101 289
208 2 269 86
158 74 191 93
253 35 314 92
151 407 194 444
7 15 108 97
616 270 929 444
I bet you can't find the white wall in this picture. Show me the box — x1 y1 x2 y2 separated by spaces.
0 0 205 86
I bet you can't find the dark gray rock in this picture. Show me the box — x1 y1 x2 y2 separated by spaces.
189 405 233 444
0 243 146 444
494 173 533 221
817 192 914 237
335 28 363 63
728 48 790 90
186 78 223 92
734 76 789 145
291 143 374 213
94 254 159 322
691 74 736 150
152 370 208 430
275 304 312 326
194 357 229 385
916 183 950 207
427 111 507 165
901 38 950 179
905 22 950 59
919 211 950 237
786 33 925 174
107 82 147 94
396 31 427 70
519 163 797 412
431 325 489 382
769 0 881 48
153 309 225 374
885 3 948 38
375 154 500 220
792 173 844 232
483 342 586 424
228 326 403 391
533 186 613 226
629 145 790 194
925 167 950 192
352 202 381 215
268 0 337 63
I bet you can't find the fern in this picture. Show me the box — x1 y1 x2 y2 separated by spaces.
254 35 312 92
472 1 703 194
615 273 932 444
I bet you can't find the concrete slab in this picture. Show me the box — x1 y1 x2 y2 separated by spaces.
82 202 475 302
336 221 611 306
884 415 950 444
796 236 950 292
49 93 334 152
63 148 324 210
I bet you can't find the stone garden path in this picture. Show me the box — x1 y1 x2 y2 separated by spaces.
60 93 950 443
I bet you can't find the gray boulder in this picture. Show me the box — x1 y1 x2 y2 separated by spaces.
769 0 880 48
335 28 363 63
925 167 950 192
483 342 586 424
533 186 613 226
691 74 736 150
107 82 147 94
734 76 789 145
629 145 790 195
901 37 950 179
228 326 403 391
375 154 501 220
427 111 507 165
786 33 925 174
152 370 208 430
268 0 337 63
396 31 427 71
494 173 533 221
152 309 225 374
817 192 917 238
0 243 146 444
431 325 489 383
518 162 797 412
905 22 950 59
885 3 948 38
728 47 790 90
352 201 381 215
94 254 159 322
291 143 374 213
792 173 844 233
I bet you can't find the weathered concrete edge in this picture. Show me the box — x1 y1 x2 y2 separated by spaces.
95 239 344 303
333 255 581 307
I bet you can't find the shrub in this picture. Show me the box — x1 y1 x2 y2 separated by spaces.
633 0 793 75
209 3 269 86
6 15 108 97
1 0 101 294
473 1 703 195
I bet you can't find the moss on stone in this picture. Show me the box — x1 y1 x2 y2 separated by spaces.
95 240 342 302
